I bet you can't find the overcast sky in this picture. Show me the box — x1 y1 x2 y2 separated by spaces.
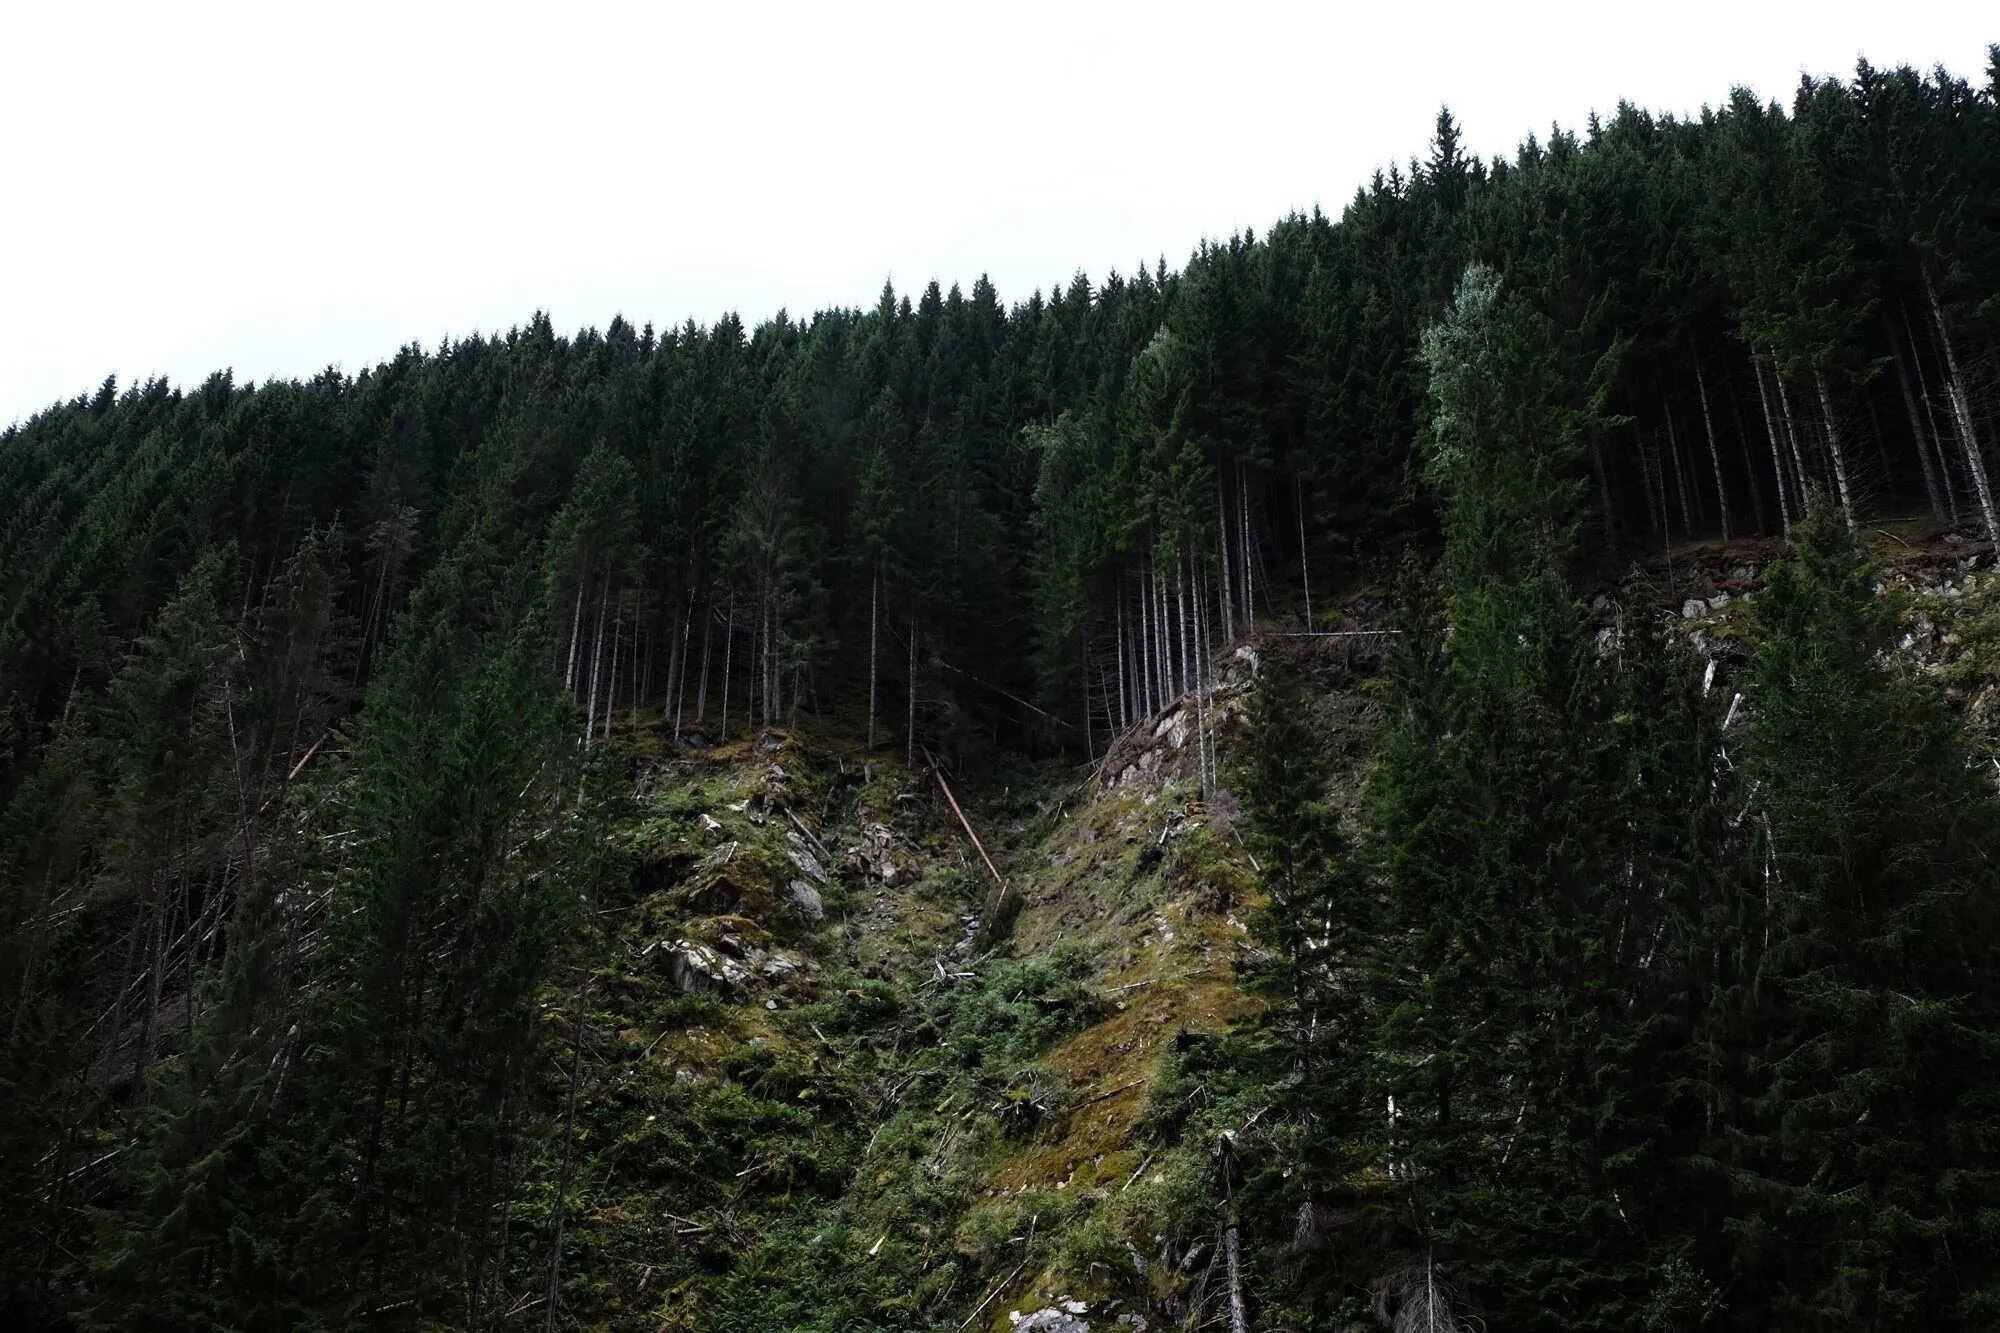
1 1 1991 428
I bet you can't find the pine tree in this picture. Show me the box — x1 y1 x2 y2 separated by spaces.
1726 496 2000 1326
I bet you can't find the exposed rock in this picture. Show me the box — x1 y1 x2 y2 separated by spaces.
1681 598 1707 618
1010 1300 1091 1332
787 832 828 884
786 879 825 922
659 939 740 996
759 731 787 751
698 812 726 841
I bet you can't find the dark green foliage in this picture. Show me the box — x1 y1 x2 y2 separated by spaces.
1722 497 2000 1326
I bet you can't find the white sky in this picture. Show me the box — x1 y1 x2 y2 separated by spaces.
1 0 1991 428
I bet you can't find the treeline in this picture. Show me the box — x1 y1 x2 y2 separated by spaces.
1232 266 2000 1330
0 51 1996 1328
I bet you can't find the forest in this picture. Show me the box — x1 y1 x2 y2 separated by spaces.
3 49 2000 1332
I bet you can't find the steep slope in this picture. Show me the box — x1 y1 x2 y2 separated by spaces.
525 613 1395 1331
539 520 2000 1332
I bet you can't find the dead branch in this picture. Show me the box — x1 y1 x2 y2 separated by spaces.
926 753 1006 897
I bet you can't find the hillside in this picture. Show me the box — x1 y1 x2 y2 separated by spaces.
6 49 2000 1333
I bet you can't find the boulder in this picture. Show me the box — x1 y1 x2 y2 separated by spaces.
786 879 825 923
1010 1301 1091 1332
787 837 828 885
659 939 733 995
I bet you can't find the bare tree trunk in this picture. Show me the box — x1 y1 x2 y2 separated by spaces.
1775 367 1815 508
719 592 735 743
1724 359 1768 534
1296 469 1313 628
1144 548 1160 712
660 585 682 725
1193 571 1211 799
1642 431 1667 541
759 586 772 729
867 560 879 751
1216 477 1236 640
1890 312 1949 523
602 587 621 739
640 602 653 707
1665 405 1695 534
584 576 608 744
1924 268 2000 548
1238 464 1255 626
542 971 589 1333
1115 590 1128 732
1695 357 1732 539
1081 632 1094 760
1812 367 1858 529
1754 354 1794 534
1177 548 1193 700
1219 1139 1250 1333
696 588 714 722
563 568 586 693
673 590 693 741
1900 303 1961 525
1589 435 1618 556
906 606 918 769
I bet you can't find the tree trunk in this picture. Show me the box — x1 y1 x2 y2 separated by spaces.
1295 469 1313 628
1237 464 1255 627
719 593 734 743
696 588 714 722
1665 404 1695 534
1812 367 1858 529
1723 358 1768 534
1144 548 1160 712
1754 354 1794 534
1901 301 1960 526
1114 590 1128 732
1177 549 1193 701
1775 367 1815 508
602 587 622 739
673 590 693 741
563 566 586 693
1924 267 2000 548
1193 570 1211 799
1643 430 1668 541
1081 632 1094 760
906 607 918 768
584 576 608 744
1590 435 1618 557
1889 312 1948 523
1695 357 1732 539
1216 476 1236 640
867 561 879 751
542 971 590 1333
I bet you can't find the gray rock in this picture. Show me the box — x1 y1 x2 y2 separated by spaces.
1010 1302 1090 1332
1681 598 1707 618
788 841 828 885
660 940 732 995
786 879 825 922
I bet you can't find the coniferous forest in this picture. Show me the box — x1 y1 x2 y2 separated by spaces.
5 53 2000 1332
